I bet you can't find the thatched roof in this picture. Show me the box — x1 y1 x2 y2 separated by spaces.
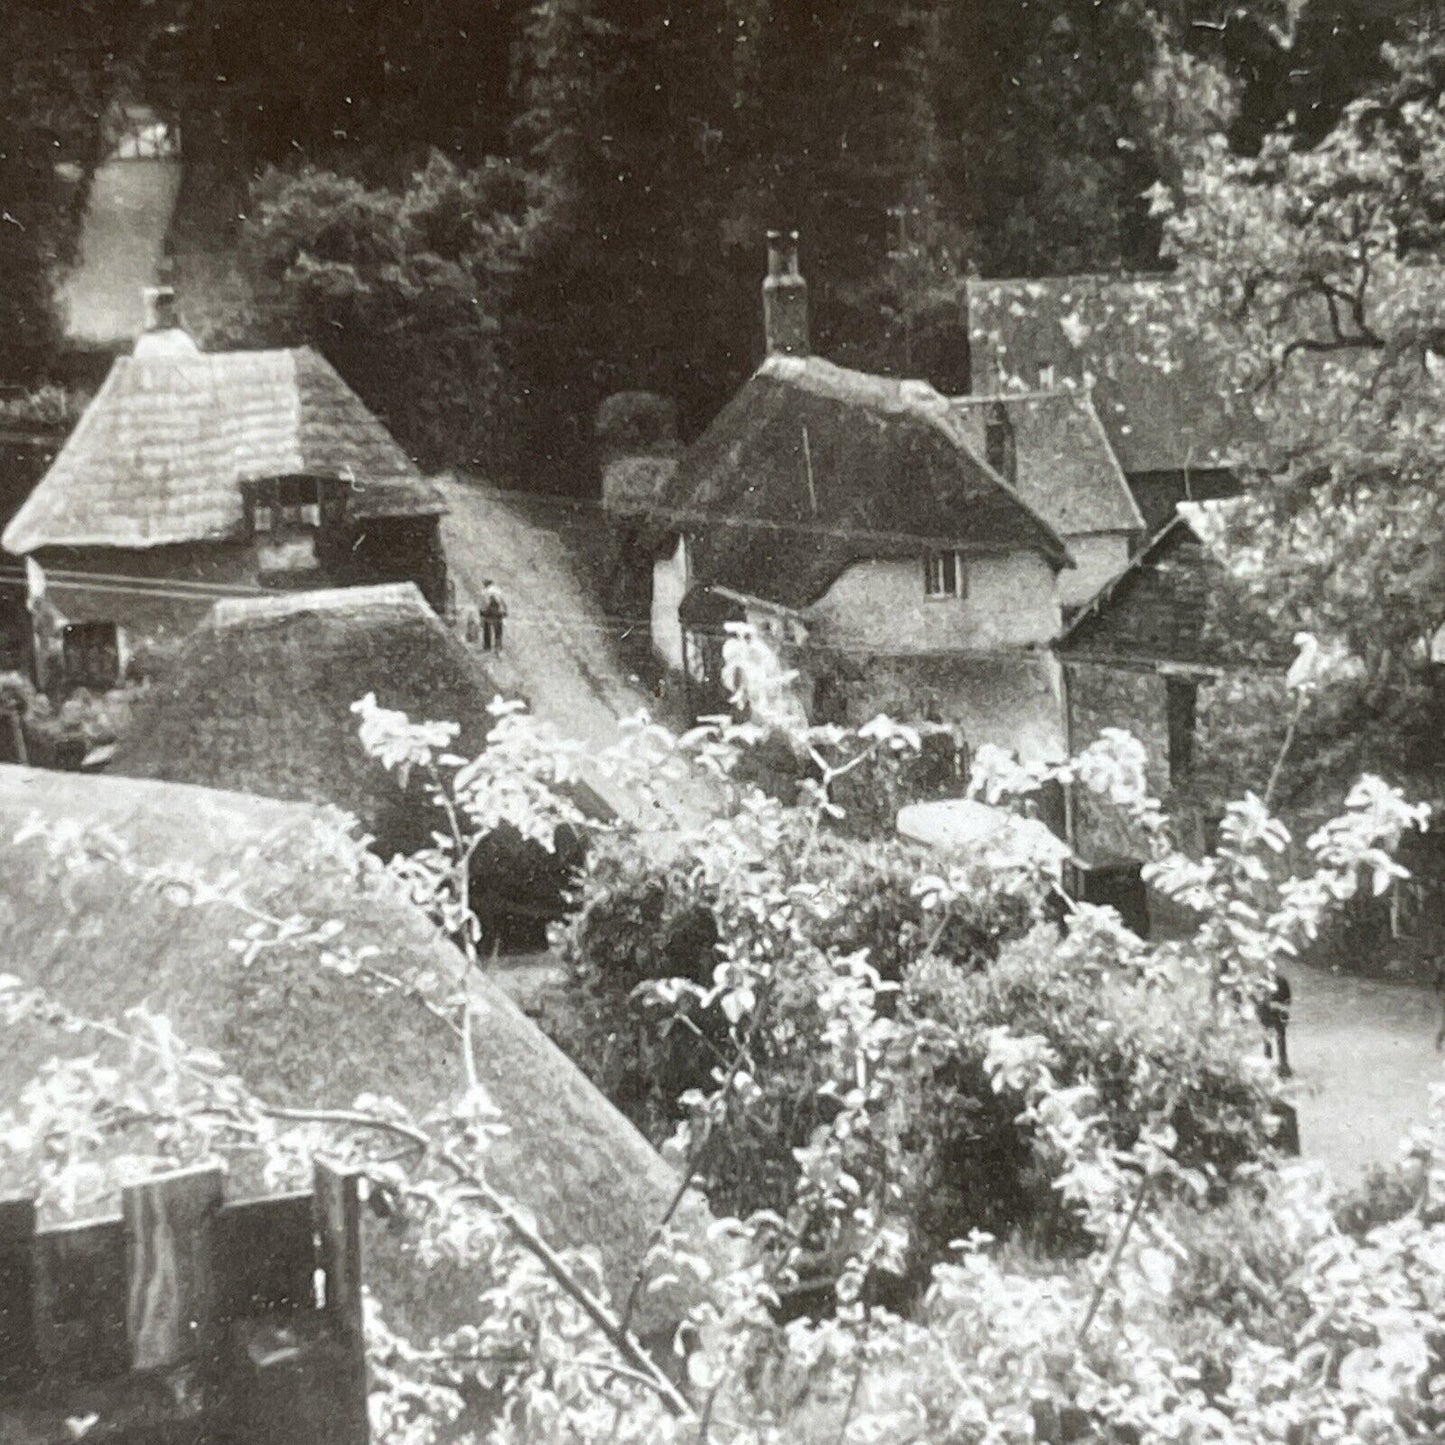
950 392 1144 538
967 276 1250 476
647 355 1070 611
3 346 443 555
0 764 714 1340
110 585 613 932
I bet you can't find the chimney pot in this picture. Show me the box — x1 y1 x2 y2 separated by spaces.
144 285 179 332
762 230 808 357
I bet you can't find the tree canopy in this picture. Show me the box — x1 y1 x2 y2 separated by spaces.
1161 23 1445 806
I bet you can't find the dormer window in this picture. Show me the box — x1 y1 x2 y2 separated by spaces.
985 402 1016 484
924 549 967 599
251 477 324 534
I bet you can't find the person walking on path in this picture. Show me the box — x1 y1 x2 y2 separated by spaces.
480 579 508 653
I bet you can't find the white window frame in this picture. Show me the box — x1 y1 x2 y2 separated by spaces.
923 549 966 600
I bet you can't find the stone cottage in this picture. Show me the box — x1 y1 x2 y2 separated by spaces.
641 235 1075 763
1055 506 1286 934
966 275 1248 533
1 290 447 691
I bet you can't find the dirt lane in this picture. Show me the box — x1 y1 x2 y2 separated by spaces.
59 158 181 347
1285 962 1442 1183
437 477 711 828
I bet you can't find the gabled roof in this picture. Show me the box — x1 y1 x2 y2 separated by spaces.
648 354 1071 611
2 346 443 554
1056 509 1281 671
967 275 1250 476
950 391 1144 538
0 763 714 1338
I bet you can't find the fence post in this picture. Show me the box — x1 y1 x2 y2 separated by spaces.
0 1196 36 1390
314 1160 369 1445
123 1164 225 1373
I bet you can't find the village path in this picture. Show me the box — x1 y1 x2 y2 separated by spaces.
1285 961 1442 1184
57 156 181 347
437 476 713 829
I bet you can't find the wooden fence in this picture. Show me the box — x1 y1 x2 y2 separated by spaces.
0 1160 368 1445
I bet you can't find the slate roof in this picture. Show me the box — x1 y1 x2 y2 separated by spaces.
950 391 1144 538
648 354 1071 611
3 346 443 554
967 275 1249 476
0 763 716 1340
1056 510 1283 670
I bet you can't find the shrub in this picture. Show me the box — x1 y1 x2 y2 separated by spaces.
593 391 678 456
891 935 1284 1274
542 809 1279 1275
543 821 1045 1224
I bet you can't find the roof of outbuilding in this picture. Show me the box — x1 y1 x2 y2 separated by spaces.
646 354 1070 610
112 583 614 871
0 763 714 1341
967 275 1250 476
950 391 1145 537
1056 508 1281 670
2 346 443 554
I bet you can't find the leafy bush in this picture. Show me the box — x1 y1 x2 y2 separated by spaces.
243 152 543 472
722 722 969 840
544 819 1042 1223
593 391 677 456
895 935 1283 1268
544 782 1288 1283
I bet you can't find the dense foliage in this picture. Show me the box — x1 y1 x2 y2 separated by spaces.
5 0 1425 477
241 154 544 470
1158 27 1445 811
2 669 1440 1442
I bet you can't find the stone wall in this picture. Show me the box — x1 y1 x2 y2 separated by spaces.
1064 659 1292 866
801 648 1065 763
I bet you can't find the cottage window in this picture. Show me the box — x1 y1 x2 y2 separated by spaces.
251 478 324 535
1165 676 1198 786
923 550 966 599
62 621 122 690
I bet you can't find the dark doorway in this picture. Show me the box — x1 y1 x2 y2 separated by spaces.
1076 861 1150 938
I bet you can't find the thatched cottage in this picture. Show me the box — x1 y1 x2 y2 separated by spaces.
641 235 1077 759
1 292 448 691
111 583 611 947
0 763 718 1355
966 275 1246 534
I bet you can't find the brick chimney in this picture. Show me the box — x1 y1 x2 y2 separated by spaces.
763 230 808 356
143 285 179 332
134 283 200 357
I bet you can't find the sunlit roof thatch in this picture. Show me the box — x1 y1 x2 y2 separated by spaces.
3 346 443 554
0 763 713 1342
